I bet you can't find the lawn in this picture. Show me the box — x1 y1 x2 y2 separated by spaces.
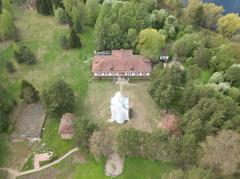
85 81 161 132
18 152 176 179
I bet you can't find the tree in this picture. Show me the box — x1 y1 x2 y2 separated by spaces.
175 133 198 167
162 169 184 179
202 3 223 29
70 5 84 32
55 7 68 24
2 0 11 12
209 72 224 84
36 0 53 15
0 9 14 40
199 130 240 176
182 97 240 140
94 0 150 51
172 33 203 58
210 43 240 72
13 43 36 64
184 0 204 27
164 15 179 39
126 28 138 48
86 0 100 26
42 80 75 116
186 167 214 179
20 80 40 104
52 0 64 9
137 28 165 62
151 9 169 29
224 64 240 87
6 61 15 73
69 29 81 48
217 13 240 38
74 117 97 153
162 167 213 179
228 87 240 105
59 35 68 49
193 47 211 69
0 0 2 14
149 64 185 108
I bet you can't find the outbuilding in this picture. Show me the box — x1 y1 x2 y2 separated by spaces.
58 113 75 139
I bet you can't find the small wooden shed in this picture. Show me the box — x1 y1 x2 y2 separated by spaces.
58 113 75 139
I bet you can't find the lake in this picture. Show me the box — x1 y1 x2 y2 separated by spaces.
183 0 240 14
203 0 240 14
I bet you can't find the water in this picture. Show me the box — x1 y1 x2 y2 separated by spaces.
183 0 240 14
203 0 240 14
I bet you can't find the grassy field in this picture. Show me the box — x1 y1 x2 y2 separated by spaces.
18 152 176 179
85 81 162 132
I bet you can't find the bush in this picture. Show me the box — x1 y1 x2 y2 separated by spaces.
55 8 68 24
6 61 15 73
13 43 36 64
20 80 40 104
59 35 68 49
69 29 81 48
74 117 97 153
42 80 75 116
193 47 211 69
209 72 224 84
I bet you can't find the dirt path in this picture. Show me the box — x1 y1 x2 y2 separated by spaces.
0 147 79 179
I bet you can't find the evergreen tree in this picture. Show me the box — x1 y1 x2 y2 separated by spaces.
0 9 14 40
69 29 81 48
6 61 15 73
20 80 40 104
42 80 75 116
0 0 2 14
36 0 53 15
13 43 36 64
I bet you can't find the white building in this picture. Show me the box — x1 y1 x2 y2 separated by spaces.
110 91 129 124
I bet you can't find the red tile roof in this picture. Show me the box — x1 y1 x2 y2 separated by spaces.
58 113 75 135
92 50 151 73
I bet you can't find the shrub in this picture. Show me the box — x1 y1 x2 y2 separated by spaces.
20 80 40 104
55 7 68 24
69 29 81 48
193 47 211 69
59 35 68 49
6 61 15 73
13 43 36 64
74 117 97 153
209 72 224 84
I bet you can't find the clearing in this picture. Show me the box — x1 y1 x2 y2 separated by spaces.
85 81 162 132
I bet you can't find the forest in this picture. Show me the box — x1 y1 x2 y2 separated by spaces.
0 0 240 178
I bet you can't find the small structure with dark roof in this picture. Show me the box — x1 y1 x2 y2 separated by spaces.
92 50 152 78
58 113 75 139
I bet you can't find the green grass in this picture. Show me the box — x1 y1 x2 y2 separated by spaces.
194 70 211 85
0 135 9 167
42 117 74 156
118 157 176 179
55 156 176 179
21 154 34 171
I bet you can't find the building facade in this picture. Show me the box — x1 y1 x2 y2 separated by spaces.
92 50 152 78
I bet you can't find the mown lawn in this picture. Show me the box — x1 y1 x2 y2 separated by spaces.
41 117 74 156
58 156 176 179
18 152 176 179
